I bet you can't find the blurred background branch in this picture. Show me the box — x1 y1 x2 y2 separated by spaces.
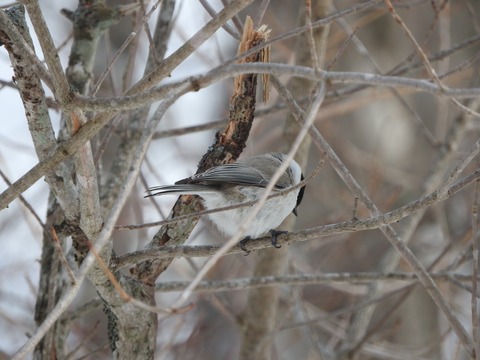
1 0 480 359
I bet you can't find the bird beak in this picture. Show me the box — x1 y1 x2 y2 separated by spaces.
293 207 298 216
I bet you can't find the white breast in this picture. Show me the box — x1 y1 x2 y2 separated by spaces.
201 186 299 238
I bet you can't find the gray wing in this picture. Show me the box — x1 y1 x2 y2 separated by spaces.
176 163 271 188
240 153 292 189
145 184 215 197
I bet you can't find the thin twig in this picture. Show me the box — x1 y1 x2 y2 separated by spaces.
472 179 480 358
23 0 71 102
85 237 178 315
0 6 54 89
198 0 240 40
154 272 477 293
71 63 480 112
334 12 438 146
91 0 162 95
252 0 270 28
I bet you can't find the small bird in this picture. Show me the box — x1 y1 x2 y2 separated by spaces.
146 152 305 249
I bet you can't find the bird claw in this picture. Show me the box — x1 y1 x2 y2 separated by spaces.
239 236 251 255
270 230 287 249
239 231 287 255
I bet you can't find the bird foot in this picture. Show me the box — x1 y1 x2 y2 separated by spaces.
239 236 252 255
239 230 287 255
270 229 287 249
